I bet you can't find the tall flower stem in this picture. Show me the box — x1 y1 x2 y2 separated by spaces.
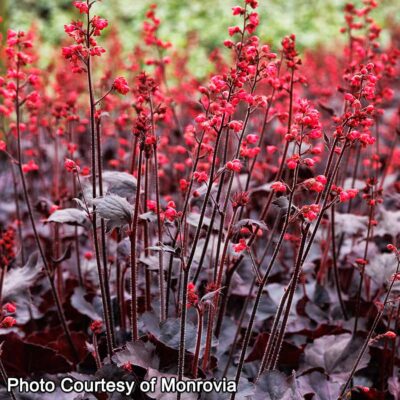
10 162 25 265
192 305 204 378
177 259 189 400
96 118 116 346
130 146 143 341
150 95 166 322
265 230 308 371
154 143 166 321
72 178 84 286
222 277 256 377
143 157 152 312
85 7 115 356
353 203 375 333
164 128 205 316
15 79 78 363
201 206 238 370
330 205 348 319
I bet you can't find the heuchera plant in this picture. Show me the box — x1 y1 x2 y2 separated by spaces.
0 0 400 398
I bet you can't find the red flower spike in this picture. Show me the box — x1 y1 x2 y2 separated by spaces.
187 282 198 308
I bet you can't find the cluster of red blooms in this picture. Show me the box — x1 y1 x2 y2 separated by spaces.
132 73 164 140
147 200 180 223
226 159 242 173
337 187 359 202
300 204 321 222
21 159 39 173
187 282 198 308
231 192 250 209
63 2 108 72
360 177 383 207
0 29 41 136
142 5 171 51
233 238 248 253
113 77 130 95
0 303 16 329
90 320 103 334
271 181 287 193
303 175 327 193
0 227 16 268
64 158 80 173
281 34 300 68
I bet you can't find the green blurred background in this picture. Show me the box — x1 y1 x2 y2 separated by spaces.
1 0 399 76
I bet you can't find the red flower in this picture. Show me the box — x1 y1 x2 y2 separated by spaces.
164 201 178 222
92 16 108 34
303 158 316 167
228 120 243 132
122 362 133 372
26 91 40 103
301 204 320 222
113 77 130 95
271 181 287 193
22 160 39 173
232 6 245 15
145 135 157 145
193 171 208 184
233 239 248 253
232 192 250 209
226 159 242 172
147 200 157 212
228 26 241 37
339 189 358 202
392 273 400 281
316 175 327 184
304 177 325 193
72 1 89 14
246 134 259 144
81 166 91 176
90 320 103 334
49 205 60 214
384 331 396 339
3 303 16 314
245 0 258 8
90 46 106 57
287 158 298 170
0 316 16 328
187 282 198 308
64 158 80 173
0 227 15 268
179 179 189 192
266 145 278 154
